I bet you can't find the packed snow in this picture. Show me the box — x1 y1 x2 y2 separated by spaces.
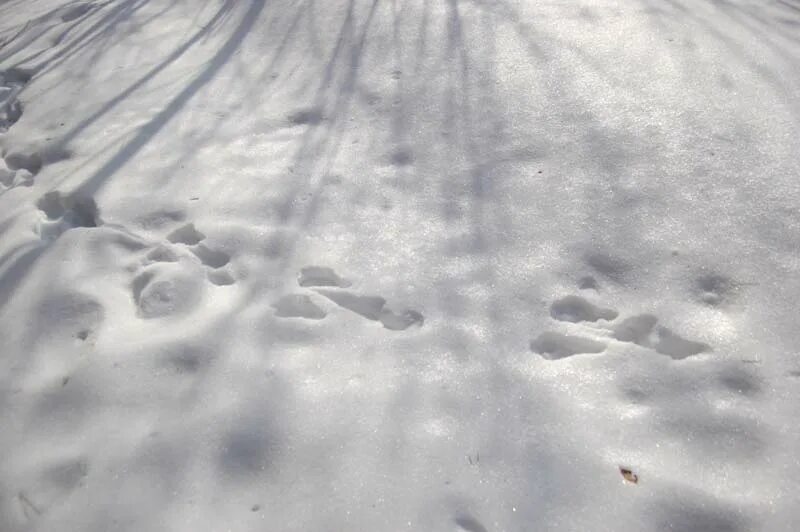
1 0 799 530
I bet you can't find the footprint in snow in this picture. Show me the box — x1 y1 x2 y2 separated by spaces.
36 191 100 241
289 266 423 330
164 222 234 284
207 270 235 286
297 266 350 288
144 244 180 264
550 295 618 323
612 314 709 359
191 243 230 269
167 223 205 245
0 159 33 190
532 294 710 361
272 294 326 320
0 68 30 133
694 271 739 307
3 142 70 193
530 331 607 360
130 221 238 318
315 289 424 330
653 326 709 360
131 267 204 319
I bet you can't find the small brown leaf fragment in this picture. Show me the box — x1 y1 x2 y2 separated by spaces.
620 467 638 484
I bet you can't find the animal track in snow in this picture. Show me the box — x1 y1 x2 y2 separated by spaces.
694 272 736 306
612 314 659 344
287 267 422 330
316 290 385 319
4 149 43 175
0 97 23 130
163 221 233 280
272 294 326 320
550 295 618 322
144 244 180 264
131 267 204 319
612 313 709 359
533 294 709 361
0 143 61 188
0 159 33 190
36 191 100 240
298 266 351 288
0 68 30 132
132 234 236 317
207 269 235 286
315 289 424 330
167 223 205 245
654 326 709 360
0 98 23 131
2 144 71 191
191 243 230 269
530 331 607 360
380 308 425 331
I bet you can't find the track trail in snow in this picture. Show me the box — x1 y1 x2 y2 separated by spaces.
0 0 799 531
531 288 711 361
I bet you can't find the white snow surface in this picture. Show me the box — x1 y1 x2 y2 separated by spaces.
1 0 799 530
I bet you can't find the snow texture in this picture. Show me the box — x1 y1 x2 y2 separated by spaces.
1 0 799 531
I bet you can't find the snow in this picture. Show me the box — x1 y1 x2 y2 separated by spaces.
1 0 799 530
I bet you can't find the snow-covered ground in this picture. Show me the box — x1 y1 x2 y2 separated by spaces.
1 0 799 530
